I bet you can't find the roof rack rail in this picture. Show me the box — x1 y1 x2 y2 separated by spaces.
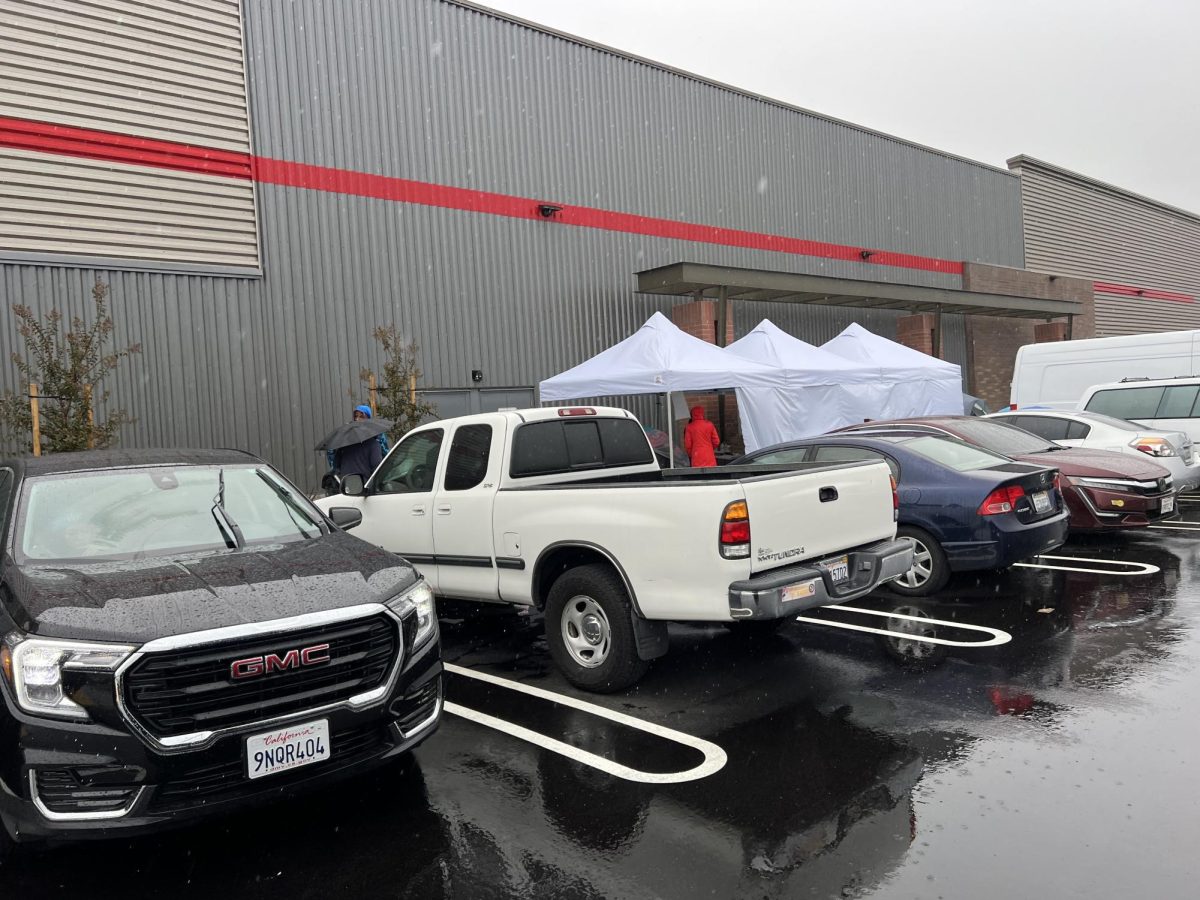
1118 374 1199 383
1119 376 1153 383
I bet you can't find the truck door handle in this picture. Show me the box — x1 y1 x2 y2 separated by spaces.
411 505 426 516
436 505 452 516
819 487 838 503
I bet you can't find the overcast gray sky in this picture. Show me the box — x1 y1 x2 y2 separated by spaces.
478 0 1200 214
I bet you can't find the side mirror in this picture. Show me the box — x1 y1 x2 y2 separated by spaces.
341 474 365 496
328 507 363 531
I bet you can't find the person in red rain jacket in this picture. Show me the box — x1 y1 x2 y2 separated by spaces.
683 405 720 467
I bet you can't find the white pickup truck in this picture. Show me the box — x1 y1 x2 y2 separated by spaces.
316 407 912 691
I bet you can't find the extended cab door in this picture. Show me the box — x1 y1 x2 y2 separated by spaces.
353 427 445 590
432 416 506 600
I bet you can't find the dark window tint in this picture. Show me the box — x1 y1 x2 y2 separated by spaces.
1157 385 1200 418
598 419 654 466
1085 386 1165 419
444 425 492 491
564 421 604 467
1066 421 1091 440
0 468 12 532
813 445 899 479
1015 415 1071 442
511 418 653 477
372 429 443 494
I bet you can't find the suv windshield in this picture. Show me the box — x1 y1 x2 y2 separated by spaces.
17 465 324 563
949 419 1060 455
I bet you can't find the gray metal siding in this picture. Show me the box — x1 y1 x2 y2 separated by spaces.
1015 161 1200 336
0 0 1014 486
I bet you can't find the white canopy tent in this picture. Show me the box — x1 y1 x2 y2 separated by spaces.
538 312 784 465
727 320 881 450
821 322 963 419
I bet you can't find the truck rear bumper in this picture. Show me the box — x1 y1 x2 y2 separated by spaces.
726 538 914 620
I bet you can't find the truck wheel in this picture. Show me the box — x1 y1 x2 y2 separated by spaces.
545 564 650 693
889 526 950 597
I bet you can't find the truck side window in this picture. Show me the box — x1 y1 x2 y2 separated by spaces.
372 429 443 494
1085 387 1164 419
511 422 569 476
597 419 653 466
0 469 12 534
444 425 492 491
1157 385 1199 419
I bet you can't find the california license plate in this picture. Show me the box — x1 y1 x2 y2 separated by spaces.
247 719 330 780
1031 490 1051 514
823 555 850 583
1162 494 1175 514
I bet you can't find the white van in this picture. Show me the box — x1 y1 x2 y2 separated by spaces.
1010 330 1200 410
1078 376 1200 446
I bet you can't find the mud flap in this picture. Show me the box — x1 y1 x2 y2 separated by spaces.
631 615 670 660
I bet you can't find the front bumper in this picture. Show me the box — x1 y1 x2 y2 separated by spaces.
727 538 914 620
1065 482 1177 530
0 639 441 844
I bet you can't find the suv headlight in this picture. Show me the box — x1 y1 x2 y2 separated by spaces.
1 634 135 720
385 580 438 649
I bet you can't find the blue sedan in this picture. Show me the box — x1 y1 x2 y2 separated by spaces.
733 433 1071 596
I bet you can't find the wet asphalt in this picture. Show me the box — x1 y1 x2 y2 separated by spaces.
7 509 1200 898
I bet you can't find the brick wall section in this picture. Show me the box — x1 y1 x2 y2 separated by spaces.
895 313 937 356
1034 322 1068 342
670 300 744 456
961 263 1094 410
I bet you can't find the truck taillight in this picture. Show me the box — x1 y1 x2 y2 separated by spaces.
979 484 1026 516
889 474 899 521
720 500 751 559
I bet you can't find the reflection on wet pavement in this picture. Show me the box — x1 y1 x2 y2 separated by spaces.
8 521 1200 898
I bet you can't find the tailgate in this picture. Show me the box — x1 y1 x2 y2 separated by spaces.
739 461 896 574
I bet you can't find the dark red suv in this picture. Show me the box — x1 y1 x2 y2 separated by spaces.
836 417 1177 532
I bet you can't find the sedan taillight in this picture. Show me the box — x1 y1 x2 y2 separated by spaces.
979 484 1026 516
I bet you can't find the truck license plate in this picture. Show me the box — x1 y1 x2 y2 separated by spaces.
247 719 330 780
1162 494 1175 514
823 555 849 583
1031 491 1051 514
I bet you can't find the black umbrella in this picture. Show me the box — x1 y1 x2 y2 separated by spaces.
314 419 391 451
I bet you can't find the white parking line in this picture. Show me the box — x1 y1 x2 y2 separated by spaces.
791 604 1012 647
1013 554 1160 575
442 663 728 784
1149 524 1200 532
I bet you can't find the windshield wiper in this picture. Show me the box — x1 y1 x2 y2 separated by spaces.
211 468 246 550
254 469 324 538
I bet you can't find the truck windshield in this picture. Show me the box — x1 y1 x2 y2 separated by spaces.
16 465 325 563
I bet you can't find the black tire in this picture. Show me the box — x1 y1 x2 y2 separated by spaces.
545 564 650 693
888 526 950 597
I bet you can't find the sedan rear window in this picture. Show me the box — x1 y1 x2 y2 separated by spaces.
949 419 1059 455
17 465 323 563
902 436 1011 471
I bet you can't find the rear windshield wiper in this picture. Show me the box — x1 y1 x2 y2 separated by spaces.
211 468 246 550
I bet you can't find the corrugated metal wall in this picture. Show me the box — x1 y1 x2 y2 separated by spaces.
0 0 1014 486
0 0 259 270
1013 157 1200 336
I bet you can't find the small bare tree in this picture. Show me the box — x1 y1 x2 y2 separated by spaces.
0 279 141 453
358 326 437 442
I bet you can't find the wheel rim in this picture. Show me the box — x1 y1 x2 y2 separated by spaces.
884 605 938 660
561 595 612 668
898 538 934 588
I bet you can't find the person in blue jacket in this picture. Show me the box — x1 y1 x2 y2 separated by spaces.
326 404 391 481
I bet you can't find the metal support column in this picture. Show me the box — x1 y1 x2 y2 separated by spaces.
716 286 728 448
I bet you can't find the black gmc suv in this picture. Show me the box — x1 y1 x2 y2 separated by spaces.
0 449 442 858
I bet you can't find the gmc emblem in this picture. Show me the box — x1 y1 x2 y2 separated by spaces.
230 644 331 679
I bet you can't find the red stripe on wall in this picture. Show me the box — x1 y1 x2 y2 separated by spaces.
1093 281 1194 304
0 116 252 179
1 115 961 275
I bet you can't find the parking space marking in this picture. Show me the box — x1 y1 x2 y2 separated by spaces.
1013 554 1160 575
442 663 728 784
792 604 1012 647
1149 524 1200 532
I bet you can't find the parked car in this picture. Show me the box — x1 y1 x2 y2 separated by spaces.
731 434 1069 596
316 406 913 692
0 450 441 859
1077 376 1200 449
987 409 1200 491
1010 329 1200 410
835 417 1177 532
